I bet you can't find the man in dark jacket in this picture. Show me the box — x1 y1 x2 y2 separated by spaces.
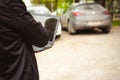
0 0 49 80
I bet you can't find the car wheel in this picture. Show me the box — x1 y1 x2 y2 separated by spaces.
56 35 61 38
68 22 76 35
101 27 111 33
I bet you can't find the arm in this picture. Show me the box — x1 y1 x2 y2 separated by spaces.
8 0 49 47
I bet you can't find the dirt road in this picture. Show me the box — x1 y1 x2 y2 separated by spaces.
36 27 120 80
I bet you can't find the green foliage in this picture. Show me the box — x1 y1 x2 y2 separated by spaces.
112 20 120 27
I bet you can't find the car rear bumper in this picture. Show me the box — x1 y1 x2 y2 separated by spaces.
71 20 111 30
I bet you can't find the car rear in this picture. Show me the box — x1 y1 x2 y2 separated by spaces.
70 3 111 30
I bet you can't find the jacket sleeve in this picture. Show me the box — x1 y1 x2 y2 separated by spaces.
8 0 49 47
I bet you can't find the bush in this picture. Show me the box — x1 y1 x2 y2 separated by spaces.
112 20 120 27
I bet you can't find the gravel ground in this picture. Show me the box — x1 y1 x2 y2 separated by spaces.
35 27 120 80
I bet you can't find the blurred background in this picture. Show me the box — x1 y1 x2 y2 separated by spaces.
23 0 120 25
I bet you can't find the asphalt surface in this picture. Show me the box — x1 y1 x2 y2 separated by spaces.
35 27 120 80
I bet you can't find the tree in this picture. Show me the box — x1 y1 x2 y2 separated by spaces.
74 0 80 3
94 0 106 7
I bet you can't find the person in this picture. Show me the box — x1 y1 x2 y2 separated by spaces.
0 0 49 80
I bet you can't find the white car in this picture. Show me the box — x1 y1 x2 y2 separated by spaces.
27 6 51 15
27 6 62 38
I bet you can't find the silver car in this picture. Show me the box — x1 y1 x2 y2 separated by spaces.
61 3 112 34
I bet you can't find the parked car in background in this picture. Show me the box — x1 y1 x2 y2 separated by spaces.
27 5 62 38
61 3 112 34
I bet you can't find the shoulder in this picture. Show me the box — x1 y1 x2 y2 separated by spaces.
0 0 10 6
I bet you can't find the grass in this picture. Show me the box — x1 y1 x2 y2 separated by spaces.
112 20 120 27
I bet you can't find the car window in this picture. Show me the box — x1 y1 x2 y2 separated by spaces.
35 8 50 14
66 5 76 12
77 4 104 11
27 6 51 15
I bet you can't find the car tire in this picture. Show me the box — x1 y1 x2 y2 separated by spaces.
101 27 111 33
68 22 76 35
56 35 61 38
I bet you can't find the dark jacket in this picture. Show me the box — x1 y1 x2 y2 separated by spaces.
0 0 49 80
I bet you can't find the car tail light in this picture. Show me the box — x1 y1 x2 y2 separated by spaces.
73 12 85 16
103 10 110 15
